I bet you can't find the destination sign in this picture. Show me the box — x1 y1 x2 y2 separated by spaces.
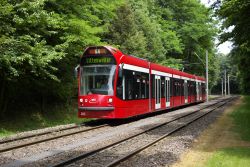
81 56 116 65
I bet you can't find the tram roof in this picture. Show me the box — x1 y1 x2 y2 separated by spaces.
83 46 205 81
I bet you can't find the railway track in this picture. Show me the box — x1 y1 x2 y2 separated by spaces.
0 98 220 154
51 97 234 167
0 123 108 153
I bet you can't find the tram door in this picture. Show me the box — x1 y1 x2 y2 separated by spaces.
155 75 161 109
165 77 170 107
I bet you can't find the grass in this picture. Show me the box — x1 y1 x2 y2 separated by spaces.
0 103 90 138
205 148 250 167
230 96 250 141
204 96 250 167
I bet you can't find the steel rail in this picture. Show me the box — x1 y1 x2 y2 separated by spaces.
0 124 108 153
105 97 234 167
0 98 222 153
0 124 80 145
0 119 109 145
51 97 231 167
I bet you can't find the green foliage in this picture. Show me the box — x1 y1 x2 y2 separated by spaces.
158 58 183 70
205 147 250 167
129 0 165 60
217 0 250 94
108 3 147 57
230 96 250 141
211 52 241 95
0 0 65 81
0 0 220 118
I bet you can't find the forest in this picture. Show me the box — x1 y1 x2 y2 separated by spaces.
0 0 249 118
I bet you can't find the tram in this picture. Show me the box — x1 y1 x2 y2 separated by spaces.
77 46 206 119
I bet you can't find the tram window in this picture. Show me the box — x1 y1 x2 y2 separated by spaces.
181 80 184 96
161 77 165 98
123 69 149 100
116 67 123 99
80 65 116 95
176 79 180 96
124 70 134 100
152 75 155 98
170 78 173 97
174 79 177 96
168 80 170 101
134 72 141 99
166 80 170 102
192 81 195 96
178 80 180 96
202 83 205 95
141 79 145 98
176 79 181 96
145 74 149 98
184 81 187 98
141 73 149 98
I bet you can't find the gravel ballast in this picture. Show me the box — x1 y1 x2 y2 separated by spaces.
0 98 233 167
116 100 235 167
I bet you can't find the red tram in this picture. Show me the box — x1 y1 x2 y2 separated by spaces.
77 46 206 119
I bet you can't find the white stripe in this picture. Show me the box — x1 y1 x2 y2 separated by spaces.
151 70 172 77
182 76 190 80
123 64 149 73
195 80 205 83
173 74 181 79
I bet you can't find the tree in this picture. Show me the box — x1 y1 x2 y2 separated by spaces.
217 0 250 94
0 0 66 115
154 0 219 87
107 3 147 57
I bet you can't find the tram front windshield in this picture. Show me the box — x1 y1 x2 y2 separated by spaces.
80 65 116 95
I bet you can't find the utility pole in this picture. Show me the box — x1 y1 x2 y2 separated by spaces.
228 75 230 96
224 70 227 96
222 78 224 96
206 50 208 102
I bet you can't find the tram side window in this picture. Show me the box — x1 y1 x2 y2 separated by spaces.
178 79 181 96
192 81 195 96
181 79 184 96
202 83 205 95
199 83 202 96
184 81 187 98
166 79 170 102
161 76 165 98
179 81 181 96
123 69 149 100
124 70 134 100
174 79 178 96
152 75 155 98
134 73 142 99
141 73 149 98
116 67 123 99
170 78 173 97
